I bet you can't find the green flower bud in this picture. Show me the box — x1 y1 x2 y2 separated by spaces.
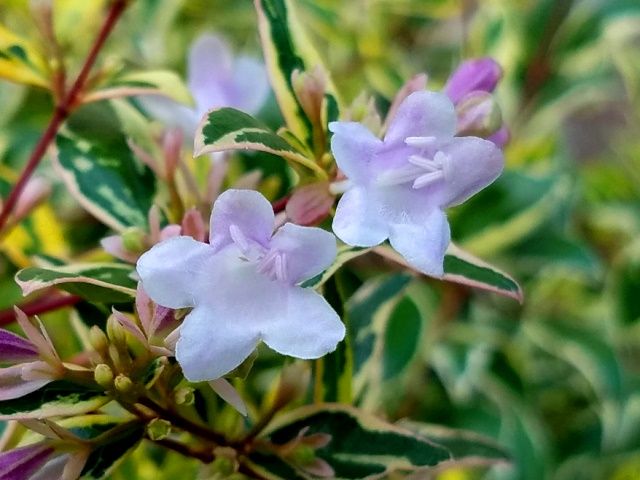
174 387 195 406
146 418 172 441
114 374 134 394
290 444 316 466
121 227 147 253
94 363 114 389
210 456 236 476
89 326 109 354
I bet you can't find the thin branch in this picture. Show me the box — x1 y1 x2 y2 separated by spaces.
149 437 215 463
0 0 128 231
137 396 227 446
0 291 81 326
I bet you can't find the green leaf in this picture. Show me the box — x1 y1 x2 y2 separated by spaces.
314 273 353 403
456 173 571 257
81 422 145 479
15 263 137 303
53 101 157 232
248 404 451 479
254 0 341 148
194 107 326 179
398 421 511 469
0 381 109 420
383 296 422 380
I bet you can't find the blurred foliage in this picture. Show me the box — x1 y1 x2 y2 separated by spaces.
1 0 639 479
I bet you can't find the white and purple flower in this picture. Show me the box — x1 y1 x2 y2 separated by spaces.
330 91 504 276
140 33 270 138
137 190 344 382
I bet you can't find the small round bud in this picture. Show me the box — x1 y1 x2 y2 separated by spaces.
146 418 172 441
290 445 316 466
121 227 146 253
94 364 114 389
210 456 236 476
174 387 195 406
114 374 134 394
89 326 109 354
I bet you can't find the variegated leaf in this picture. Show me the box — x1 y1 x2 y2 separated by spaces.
53 101 157 232
194 107 326 179
0 381 109 420
254 0 341 148
80 422 145 479
374 243 523 302
398 420 511 470
247 404 451 479
0 24 49 88
84 70 193 104
15 263 137 303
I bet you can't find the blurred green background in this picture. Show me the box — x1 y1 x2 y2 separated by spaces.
1 0 640 479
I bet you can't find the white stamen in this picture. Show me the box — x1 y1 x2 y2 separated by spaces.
377 165 423 186
229 224 249 253
256 250 289 283
412 171 444 189
275 254 287 282
405 136 437 148
408 155 439 171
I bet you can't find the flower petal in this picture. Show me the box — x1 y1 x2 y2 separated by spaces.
262 287 344 359
0 443 54 480
209 189 275 253
438 136 504 207
175 246 285 381
332 187 388 247
0 329 39 363
137 95 199 136
230 57 270 114
270 223 337 284
209 378 247 416
388 209 451 277
176 306 260 382
329 122 383 184
384 91 456 145
137 236 215 309
188 33 234 116
0 364 52 401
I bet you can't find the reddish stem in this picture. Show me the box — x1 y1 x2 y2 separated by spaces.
0 292 82 326
0 0 128 232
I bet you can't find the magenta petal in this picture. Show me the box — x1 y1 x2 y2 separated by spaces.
0 443 54 480
488 125 510 148
0 329 39 363
445 57 502 104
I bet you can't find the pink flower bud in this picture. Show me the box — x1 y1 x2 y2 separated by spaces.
13 177 51 220
445 57 502 104
286 182 334 226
